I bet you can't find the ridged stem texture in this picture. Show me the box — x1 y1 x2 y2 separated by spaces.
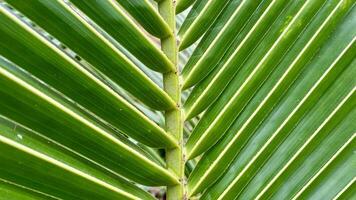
159 1 185 199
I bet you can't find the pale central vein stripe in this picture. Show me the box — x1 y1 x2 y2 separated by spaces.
0 65 177 182
331 177 356 200
186 0 280 118
189 0 312 159
0 178 62 200
0 4 172 140
255 86 355 199
183 0 248 81
216 3 351 199
181 0 220 40
188 0 280 193
0 135 139 200
291 133 356 200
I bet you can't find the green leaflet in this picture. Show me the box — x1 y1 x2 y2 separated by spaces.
178 0 230 50
0 180 53 200
178 0 204 38
202 47 355 200
0 116 156 200
239 8 356 200
187 0 354 196
0 5 178 148
176 0 197 14
253 88 356 200
180 0 244 84
0 57 178 186
200 7 356 197
69 0 174 72
186 0 327 160
333 183 356 200
184 0 288 119
0 0 354 199
292 134 355 200
5 0 175 110
115 0 172 38
181 0 264 89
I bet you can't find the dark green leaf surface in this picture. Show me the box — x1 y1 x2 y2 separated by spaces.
201 47 355 200
0 180 53 200
69 0 174 72
186 0 329 160
177 0 204 37
178 0 230 50
0 116 156 200
0 57 178 186
0 6 178 148
198 7 356 197
181 0 264 89
180 0 246 84
253 91 356 200
333 182 356 200
293 134 355 200
5 0 175 110
0 0 354 198
184 0 291 119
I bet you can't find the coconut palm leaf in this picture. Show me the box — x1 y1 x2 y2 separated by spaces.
0 0 354 199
